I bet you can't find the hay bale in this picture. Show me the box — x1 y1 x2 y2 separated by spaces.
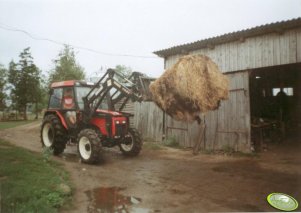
149 54 229 122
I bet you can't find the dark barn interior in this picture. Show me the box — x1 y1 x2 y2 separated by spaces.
249 63 301 151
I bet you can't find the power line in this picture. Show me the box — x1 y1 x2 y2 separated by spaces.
0 22 160 59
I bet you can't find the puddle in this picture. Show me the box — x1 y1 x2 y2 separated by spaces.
85 187 156 213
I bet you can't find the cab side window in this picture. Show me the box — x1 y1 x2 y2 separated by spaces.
49 88 63 109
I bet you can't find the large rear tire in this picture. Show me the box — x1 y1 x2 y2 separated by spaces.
119 128 142 156
77 129 102 164
41 114 68 155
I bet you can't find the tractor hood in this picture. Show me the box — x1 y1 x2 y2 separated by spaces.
95 109 123 116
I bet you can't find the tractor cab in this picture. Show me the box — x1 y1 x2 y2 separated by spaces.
49 80 108 111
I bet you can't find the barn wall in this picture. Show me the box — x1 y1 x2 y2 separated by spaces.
205 71 251 151
133 102 163 142
115 99 164 142
175 28 301 73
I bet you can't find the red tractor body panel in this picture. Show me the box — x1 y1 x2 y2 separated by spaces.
90 117 108 135
91 110 128 137
51 80 77 88
96 109 122 116
45 110 68 129
44 109 128 138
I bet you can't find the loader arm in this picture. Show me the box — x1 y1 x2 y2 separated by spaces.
82 68 155 123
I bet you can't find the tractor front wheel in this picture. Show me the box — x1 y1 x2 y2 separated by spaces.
119 128 142 156
77 129 102 164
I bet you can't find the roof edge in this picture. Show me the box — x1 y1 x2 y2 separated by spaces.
153 17 301 58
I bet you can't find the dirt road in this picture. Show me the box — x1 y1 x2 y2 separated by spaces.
0 121 300 212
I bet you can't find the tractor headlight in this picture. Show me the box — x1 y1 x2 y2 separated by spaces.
122 121 126 124
116 121 120 124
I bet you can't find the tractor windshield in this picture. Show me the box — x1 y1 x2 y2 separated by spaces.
76 86 108 110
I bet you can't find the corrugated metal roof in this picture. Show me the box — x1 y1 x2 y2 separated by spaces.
153 17 301 57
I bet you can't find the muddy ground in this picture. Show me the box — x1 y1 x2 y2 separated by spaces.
0 121 300 212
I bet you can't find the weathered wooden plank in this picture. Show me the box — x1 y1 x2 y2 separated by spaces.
152 103 164 141
133 102 164 141
262 35 269 67
224 43 231 72
237 39 247 71
280 32 290 65
267 34 274 66
233 42 238 72
289 30 297 63
243 39 250 70
220 43 227 72
216 45 223 72
228 42 235 72
255 36 263 68
297 28 301 62
247 37 256 69
218 44 226 72
273 34 281 65
204 110 218 150
240 71 251 151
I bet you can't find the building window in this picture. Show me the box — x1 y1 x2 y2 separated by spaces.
272 88 293 96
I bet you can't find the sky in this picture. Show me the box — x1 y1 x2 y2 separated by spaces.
0 0 300 79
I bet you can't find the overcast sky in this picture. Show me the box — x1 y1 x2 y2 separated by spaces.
0 0 300 78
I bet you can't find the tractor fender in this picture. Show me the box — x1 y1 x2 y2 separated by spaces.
44 110 68 130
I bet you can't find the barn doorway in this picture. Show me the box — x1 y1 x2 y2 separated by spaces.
249 63 301 151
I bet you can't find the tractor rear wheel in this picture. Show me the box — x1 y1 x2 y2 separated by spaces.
77 129 102 164
41 114 68 155
119 128 142 156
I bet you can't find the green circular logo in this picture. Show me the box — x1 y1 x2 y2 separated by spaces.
267 193 299 211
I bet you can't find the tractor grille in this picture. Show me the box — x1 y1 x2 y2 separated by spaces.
115 124 127 137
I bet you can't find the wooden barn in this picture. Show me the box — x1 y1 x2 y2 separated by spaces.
131 18 301 152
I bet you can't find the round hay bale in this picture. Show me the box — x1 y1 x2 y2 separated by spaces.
150 54 229 122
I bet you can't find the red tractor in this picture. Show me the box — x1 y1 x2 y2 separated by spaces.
41 69 154 164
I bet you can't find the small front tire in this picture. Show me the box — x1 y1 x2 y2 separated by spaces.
119 128 142 156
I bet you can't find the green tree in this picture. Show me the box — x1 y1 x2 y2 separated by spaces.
114 65 132 78
33 74 48 119
49 45 85 83
8 48 42 120
8 60 18 112
0 64 7 111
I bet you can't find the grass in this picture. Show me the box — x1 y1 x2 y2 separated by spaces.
0 120 36 130
0 139 72 213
